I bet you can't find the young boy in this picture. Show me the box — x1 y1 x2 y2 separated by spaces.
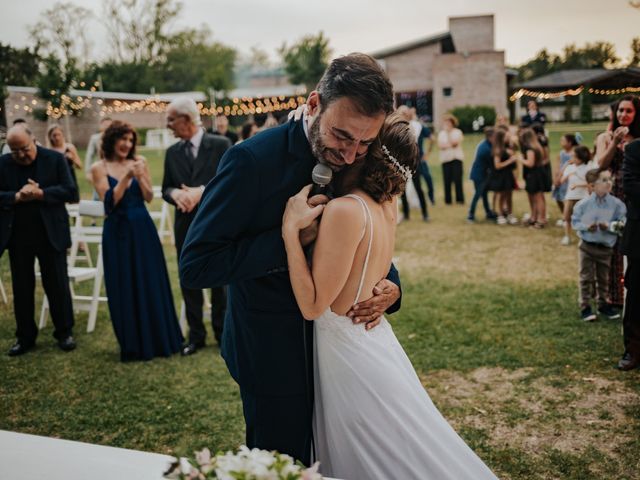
572 169 627 321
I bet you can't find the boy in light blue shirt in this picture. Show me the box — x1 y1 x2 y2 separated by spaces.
572 169 627 321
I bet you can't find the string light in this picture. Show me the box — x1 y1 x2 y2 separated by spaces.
8 86 306 120
510 85 640 102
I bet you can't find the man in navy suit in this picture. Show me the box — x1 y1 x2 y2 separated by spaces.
0 126 77 356
618 138 640 370
180 53 401 464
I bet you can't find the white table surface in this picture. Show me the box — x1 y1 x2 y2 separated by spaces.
0 430 340 480
0 430 175 480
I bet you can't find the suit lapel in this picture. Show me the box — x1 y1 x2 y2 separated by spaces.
191 136 213 182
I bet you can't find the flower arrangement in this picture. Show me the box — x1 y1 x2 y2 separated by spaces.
164 445 323 480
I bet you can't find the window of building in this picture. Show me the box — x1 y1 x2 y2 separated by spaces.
443 87 453 97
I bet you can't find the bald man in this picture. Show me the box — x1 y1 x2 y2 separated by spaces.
0 125 77 356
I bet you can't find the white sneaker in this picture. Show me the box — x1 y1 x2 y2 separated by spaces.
555 219 565 227
507 214 519 225
560 235 570 246
497 215 507 225
522 212 531 222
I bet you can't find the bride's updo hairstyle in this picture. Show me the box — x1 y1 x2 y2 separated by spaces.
359 111 418 202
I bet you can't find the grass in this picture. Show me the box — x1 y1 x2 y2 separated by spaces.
1 122 639 479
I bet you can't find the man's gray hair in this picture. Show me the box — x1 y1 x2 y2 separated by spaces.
168 98 202 126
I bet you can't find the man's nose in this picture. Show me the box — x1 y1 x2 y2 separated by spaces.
340 142 360 165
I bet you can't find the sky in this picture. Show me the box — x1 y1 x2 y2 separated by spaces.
1 0 638 67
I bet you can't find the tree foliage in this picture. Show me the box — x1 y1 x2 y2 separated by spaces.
517 42 622 81
279 32 331 91
102 0 180 64
630 38 640 67
29 1 93 71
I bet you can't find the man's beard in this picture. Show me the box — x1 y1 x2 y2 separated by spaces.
308 115 345 173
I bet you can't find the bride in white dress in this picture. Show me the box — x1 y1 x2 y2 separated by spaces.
282 113 498 480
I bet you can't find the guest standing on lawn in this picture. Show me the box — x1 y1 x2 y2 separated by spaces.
437 114 465 205
91 121 183 361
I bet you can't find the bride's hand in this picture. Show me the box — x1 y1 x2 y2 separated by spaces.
283 185 326 238
287 104 308 122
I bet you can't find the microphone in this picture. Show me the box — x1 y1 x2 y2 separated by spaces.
310 162 332 196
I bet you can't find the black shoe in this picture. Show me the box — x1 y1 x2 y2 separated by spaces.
617 352 640 371
581 307 596 322
57 336 76 352
181 342 204 356
598 304 621 320
8 341 35 357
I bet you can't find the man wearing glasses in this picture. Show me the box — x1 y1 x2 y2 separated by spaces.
0 125 77 356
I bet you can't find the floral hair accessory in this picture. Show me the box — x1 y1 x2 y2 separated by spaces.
382 145 413 181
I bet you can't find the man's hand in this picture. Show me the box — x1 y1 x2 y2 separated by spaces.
171 188 195 213
18 179 43 202
598 222 609 231
347 278 401 330
179 184 204 213
588 223 598 232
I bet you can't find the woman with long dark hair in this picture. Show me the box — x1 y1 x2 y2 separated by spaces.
595 95 640 308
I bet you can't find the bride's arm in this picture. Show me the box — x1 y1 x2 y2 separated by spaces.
283 189 364 320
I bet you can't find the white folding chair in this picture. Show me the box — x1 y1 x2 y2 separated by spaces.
178 290 211 336
40 201 107 333
66 204 93 267
150 186 174 244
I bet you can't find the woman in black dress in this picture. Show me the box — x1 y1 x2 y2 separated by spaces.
519 128 547 228
487 128 518 224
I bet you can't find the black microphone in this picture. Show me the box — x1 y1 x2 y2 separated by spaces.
310 162 332 196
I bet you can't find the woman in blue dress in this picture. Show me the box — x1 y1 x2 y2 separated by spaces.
90 121 183 361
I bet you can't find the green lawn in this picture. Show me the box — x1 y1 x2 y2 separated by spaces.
1 122 639 479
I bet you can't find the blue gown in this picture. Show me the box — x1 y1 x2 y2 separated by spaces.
102 175 183 361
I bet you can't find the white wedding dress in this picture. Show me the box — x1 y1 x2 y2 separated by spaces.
312 195 498 480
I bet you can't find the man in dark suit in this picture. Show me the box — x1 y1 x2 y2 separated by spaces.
521 100 547 127
180 53 402 464
163 98 232 356
0 125 77 356
618 138 640 370
210 115 239 145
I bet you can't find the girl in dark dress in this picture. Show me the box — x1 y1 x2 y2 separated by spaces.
519 128 547 228
90 121 183 361
596 95 640 308
487 128 517 224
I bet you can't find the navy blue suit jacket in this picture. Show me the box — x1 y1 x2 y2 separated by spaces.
0 146 77 257
180 120 401 395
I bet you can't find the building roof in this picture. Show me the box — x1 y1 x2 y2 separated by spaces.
515 69 640 89
370 32 451 59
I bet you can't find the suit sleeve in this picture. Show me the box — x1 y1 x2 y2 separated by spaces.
161 149 177 206
385 262 402 314
179 146 288 289
41 154 77 204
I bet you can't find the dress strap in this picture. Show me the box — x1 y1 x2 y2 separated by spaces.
343 194 373 305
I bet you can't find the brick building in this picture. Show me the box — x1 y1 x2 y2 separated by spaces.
372 14 508 125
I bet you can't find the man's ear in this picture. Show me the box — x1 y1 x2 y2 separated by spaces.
306 91 321 117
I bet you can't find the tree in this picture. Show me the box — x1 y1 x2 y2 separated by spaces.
102 0 181 64
279 32 332 92
562 42 619 69
516 49 561 82
29 2 93 71
0 44 41 126
158 27 236 92
630 37 640 67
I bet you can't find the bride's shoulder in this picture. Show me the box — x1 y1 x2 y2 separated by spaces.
321 196 367 230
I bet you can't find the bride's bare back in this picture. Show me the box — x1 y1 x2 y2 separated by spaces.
312 190 397 316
